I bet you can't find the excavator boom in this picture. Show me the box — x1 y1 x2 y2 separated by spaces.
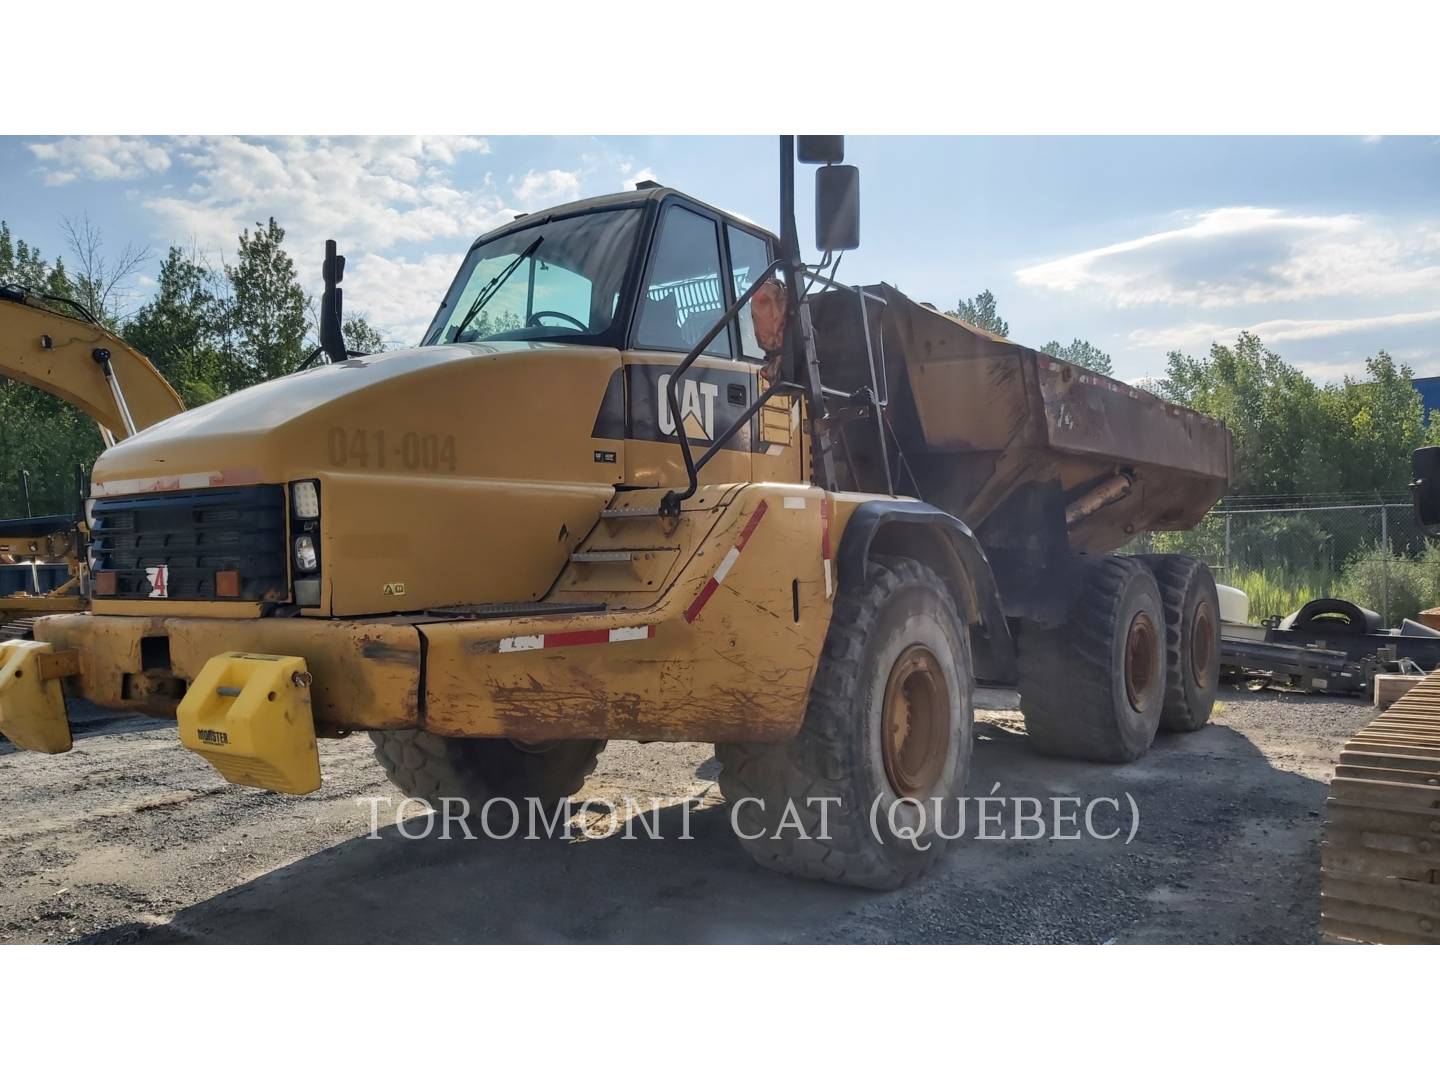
0 286 185 438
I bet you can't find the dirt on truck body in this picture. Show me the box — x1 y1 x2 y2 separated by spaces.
1 137 1232 890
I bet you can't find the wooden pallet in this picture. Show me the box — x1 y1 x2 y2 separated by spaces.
1320 670 1440 944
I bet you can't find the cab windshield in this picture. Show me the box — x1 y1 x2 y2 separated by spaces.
422 208 642 346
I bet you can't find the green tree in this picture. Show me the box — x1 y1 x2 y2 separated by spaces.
341 314 388 355
948 289 1009 338
0 221 75 301
1041 337 1114 377
1157 332 1428 498
124 247 234 406
227 218 308 382
1316 350 1427 493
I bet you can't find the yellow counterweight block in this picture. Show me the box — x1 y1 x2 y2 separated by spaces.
0 639 76 753
177 652 321 795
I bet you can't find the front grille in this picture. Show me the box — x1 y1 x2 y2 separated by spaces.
91 485 289 602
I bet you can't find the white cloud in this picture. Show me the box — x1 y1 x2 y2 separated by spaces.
1128 308 1440 351
619 162 659 188
1016 207 1440 308
512 168 582 207
139 136 503 257
344 251 468 347
29 135 172 186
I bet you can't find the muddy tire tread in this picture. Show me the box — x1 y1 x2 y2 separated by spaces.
716 556 966 890
1140 554 1218 733
370 729 604 806
1017 555 1160 762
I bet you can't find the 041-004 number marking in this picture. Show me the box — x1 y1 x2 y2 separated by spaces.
327 428 458 472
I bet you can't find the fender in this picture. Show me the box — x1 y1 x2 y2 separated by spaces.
836 500 1017 685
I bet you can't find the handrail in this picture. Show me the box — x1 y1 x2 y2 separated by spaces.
659 259 783 517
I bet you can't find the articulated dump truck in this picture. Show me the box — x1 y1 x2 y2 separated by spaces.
0 140 1232 887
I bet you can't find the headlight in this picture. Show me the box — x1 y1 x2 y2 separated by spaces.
292 480 320 519
294 535 318 572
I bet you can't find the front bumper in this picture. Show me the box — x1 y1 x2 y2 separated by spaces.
37 612 422 732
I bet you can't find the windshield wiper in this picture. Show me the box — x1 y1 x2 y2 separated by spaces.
449 235 543 342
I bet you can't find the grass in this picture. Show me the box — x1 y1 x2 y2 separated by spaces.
1223 566 1339 624
1223 547 1440 625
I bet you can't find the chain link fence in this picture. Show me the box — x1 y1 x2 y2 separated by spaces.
1126 494 1433 627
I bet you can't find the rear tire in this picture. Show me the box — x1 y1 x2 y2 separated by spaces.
716 556 974 890
1140 554 1220 732
369 731 604 809
1018 556 1164 763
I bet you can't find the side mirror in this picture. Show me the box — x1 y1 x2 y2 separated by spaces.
1413 446 1440 534
797 135 844 164
815 165 860 252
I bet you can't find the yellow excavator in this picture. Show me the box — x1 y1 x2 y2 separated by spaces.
0 284 186 636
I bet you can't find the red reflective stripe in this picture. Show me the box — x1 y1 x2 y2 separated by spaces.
544 628 611 649
736 500 769 549
683 500 769 624
683 577 721 624
820 495 832 559
498 625 654 652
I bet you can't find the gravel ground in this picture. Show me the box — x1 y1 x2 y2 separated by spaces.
0 686 1370 944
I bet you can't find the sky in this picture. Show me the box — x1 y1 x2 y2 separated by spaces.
2 134 1437 384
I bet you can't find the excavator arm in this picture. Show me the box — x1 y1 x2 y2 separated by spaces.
0 285 185 439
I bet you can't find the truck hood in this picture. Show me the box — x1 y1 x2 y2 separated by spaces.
88 339 628 615
93 342 533 485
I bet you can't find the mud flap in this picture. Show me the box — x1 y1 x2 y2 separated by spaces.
177 652 321 795
0 640 76 753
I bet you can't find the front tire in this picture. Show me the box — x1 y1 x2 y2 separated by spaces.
369 731 604 809
716 556 974 890
1018 556 1165 763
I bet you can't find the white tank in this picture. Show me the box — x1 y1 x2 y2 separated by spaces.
1216 583 1249 625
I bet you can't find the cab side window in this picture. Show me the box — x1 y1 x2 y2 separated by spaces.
634 205 733 357
727 226 772 362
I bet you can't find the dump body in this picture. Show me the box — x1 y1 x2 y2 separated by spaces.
812 285 1232 554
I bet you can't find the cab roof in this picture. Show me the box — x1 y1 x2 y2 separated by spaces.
470 185 777 250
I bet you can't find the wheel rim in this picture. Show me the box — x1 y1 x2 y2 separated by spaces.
881 645 950 798
1190 600 1216 689
1124 611 1160 713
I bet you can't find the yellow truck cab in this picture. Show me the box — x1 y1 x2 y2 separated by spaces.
4 139 1231 889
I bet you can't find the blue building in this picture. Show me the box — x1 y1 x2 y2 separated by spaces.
1415 377 1440 424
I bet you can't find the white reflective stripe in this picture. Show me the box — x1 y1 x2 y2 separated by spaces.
823 559 833 599
93 470 240 496
766 444 786 456
608 626 651 642
713 547 741 584
498 635 544 653
783 496 807 509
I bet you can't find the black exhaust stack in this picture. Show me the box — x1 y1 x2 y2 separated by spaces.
320 240 348 364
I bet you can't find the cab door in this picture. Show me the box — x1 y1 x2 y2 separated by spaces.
622 202 767 490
